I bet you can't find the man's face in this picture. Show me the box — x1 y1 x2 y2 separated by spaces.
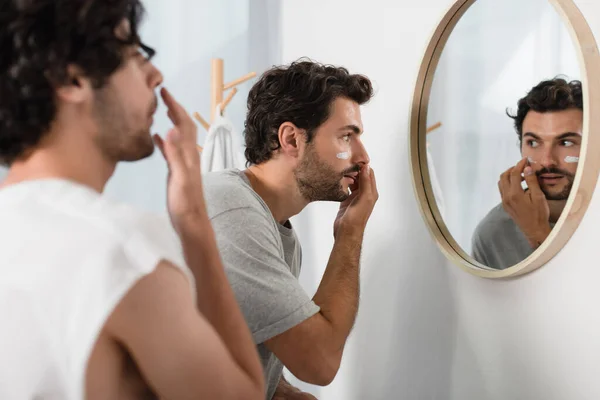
294 97 370 202
93 22 163 162
520 108 583 201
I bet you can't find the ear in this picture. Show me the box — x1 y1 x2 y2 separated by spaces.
55 64 93 104
278 122 305 159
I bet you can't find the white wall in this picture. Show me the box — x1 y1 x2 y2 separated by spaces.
282 0 600 399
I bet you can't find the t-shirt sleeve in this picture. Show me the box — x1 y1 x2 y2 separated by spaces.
471 222 490 266
211 207 320 344
124 214 196 299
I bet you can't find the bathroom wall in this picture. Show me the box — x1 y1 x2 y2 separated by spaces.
281 1 600 399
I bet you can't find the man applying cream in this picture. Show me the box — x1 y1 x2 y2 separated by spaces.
472 78 582 269
202 60 379 399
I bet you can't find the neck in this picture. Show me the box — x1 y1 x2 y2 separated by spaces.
244 161 308 225
548 199 567 223
1 127 115 193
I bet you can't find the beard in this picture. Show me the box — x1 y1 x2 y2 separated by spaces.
294 143 360 202
536 166 575 201
93 86 156 162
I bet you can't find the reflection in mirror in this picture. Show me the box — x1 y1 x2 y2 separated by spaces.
425 0 581 270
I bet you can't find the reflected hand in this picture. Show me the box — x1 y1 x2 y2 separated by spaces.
333 165 379 239
498 157 551 249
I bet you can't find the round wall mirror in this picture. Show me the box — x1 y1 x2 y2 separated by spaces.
409 0 600 278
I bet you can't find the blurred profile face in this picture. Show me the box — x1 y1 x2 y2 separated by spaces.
93 20 163 162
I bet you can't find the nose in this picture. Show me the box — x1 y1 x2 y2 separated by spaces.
148 62 164 88
351 138 370 166
539 146 558 169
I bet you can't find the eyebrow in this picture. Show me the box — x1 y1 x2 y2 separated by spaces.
338 125 362 134
556 132 582 140
523 132 582 140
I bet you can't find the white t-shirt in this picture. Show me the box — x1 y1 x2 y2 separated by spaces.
0 179 195 399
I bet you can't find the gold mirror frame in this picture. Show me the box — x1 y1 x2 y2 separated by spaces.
409 0 600 278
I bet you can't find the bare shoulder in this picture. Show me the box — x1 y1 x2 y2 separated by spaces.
88 260 260 400
104 259 196 342
85 260 193 399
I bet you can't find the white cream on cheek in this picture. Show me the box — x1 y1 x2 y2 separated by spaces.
527 156 579 164
565 156 579 163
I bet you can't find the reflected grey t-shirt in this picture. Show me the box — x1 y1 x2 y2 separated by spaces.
471 203 535 270
202 169 320 400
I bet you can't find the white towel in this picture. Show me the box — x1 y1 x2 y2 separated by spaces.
201 105 246 173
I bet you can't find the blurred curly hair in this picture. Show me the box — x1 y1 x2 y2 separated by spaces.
0 0 150 165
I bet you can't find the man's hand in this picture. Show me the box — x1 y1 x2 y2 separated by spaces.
498 157 551 248
272 377 318 400
153 87 207 235
334 164 379 239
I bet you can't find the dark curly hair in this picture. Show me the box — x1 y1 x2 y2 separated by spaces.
508 78 583 145
244 59 374 165
0 0 150 165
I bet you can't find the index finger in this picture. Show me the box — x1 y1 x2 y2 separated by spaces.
499 167 512 197
160 87 198 158
357 165 378 202
368 166 378 198
357 164 371 191
161 87 193 127
523 166 544 197
511 157 528 181
508 158 528 193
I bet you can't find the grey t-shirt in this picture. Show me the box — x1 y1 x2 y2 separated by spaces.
202 169 320 400
471 203 535 270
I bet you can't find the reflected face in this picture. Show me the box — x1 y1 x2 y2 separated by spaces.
520 108 582 200
294 97 370 202
93 21 163 162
